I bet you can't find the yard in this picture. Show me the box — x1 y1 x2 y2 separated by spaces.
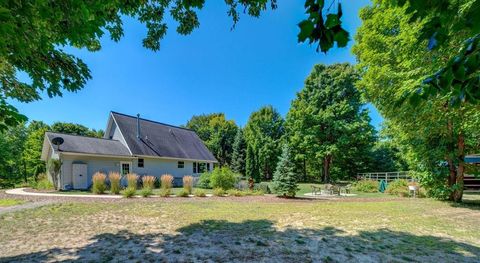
0 194 479 262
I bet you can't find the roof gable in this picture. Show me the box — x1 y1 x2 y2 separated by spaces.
111 112 217 162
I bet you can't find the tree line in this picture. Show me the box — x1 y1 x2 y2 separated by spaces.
0 122 103 187
186 63 406 183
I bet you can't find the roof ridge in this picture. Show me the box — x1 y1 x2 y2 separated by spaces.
110 111 194 131
45 131 121 142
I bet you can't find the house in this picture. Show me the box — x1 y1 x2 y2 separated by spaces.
41 112 217 190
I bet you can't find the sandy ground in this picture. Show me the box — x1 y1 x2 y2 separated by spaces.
0 191 479 262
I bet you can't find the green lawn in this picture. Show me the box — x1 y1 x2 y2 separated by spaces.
0 198 25 207
0 197 479 262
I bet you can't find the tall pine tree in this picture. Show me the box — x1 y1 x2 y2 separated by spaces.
272 144 298 197
231 128 246 175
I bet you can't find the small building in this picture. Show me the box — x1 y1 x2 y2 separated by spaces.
41 112 217 190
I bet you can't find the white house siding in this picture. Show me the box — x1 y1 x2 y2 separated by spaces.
58 154 214 189
131 158 214 186
59 154 134 190
108 121 130 150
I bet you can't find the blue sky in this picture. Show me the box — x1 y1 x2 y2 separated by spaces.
12 0 381 131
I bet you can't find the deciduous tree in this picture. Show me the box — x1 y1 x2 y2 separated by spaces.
244 106 284 181
286 63 374 182
186 113 238 166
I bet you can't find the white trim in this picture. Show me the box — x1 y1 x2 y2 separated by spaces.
135 154 218 163
110 112 133 155
60 152 135 159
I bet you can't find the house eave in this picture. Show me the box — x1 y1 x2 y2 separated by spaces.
134 154 218 163
59 152 135 159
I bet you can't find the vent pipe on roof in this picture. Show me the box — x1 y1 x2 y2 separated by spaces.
136 114 141 139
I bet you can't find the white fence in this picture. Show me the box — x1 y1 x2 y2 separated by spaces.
357 171 414 182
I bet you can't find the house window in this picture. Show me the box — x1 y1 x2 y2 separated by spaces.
193 162 197 173
178 161 184 168
138 158 144 168
207 163 210 171
198 163 206 173
120 162 130 175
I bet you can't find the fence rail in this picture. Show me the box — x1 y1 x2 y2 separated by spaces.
357 171 414 182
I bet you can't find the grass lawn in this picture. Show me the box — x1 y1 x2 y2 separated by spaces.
0 198 25 207
0 198 479 262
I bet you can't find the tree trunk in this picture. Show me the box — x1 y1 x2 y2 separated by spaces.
323 155 332 183
453 133 465 202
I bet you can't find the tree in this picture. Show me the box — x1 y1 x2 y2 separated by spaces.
272 144 298 198
51 122 103 138
0 122 27 185
231 128 247 175
353 2 480 201
286 63 374 183
245 144 259 181
244 105 284 181
186 113 238 166
22 121 50 180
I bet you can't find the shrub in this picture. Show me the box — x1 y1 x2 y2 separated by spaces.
126 173 138 189
32 173 54 190
92 172 107 194
159 188 171 197
210 167 238 190
253 182 271 194
193 189 206 197
235 180 248 191
140 188 153 197
122 186 136 198
183 175 194 194
353 180 379 193
176 188 190 197
108 172 121 194
160 174 173 189
197 172 212 189
385 179 409 197
142 175 156 189
213 188 226 196
227 189 246 197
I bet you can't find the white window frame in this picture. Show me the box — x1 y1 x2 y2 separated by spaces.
120 161 132 175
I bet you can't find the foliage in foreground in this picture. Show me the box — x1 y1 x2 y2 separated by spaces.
30 173 54 190
209 167 239 190
193 189 206 197
182 176 193 194
108 172 121 194
122 187 136 198
385 180 409 197
272 145 298 198
353 180 378 193
160 174 173 190
91 172 107 194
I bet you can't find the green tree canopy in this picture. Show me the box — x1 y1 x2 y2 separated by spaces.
50 122 103 138
286 63 375 182
244 105 284 181
353 2 480 201
231 128 247 176
186 113 238 166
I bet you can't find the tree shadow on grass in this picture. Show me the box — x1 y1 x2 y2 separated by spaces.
2 219 480 262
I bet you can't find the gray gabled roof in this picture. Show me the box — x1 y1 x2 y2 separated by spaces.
45 132 131 156
111 112 217 162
